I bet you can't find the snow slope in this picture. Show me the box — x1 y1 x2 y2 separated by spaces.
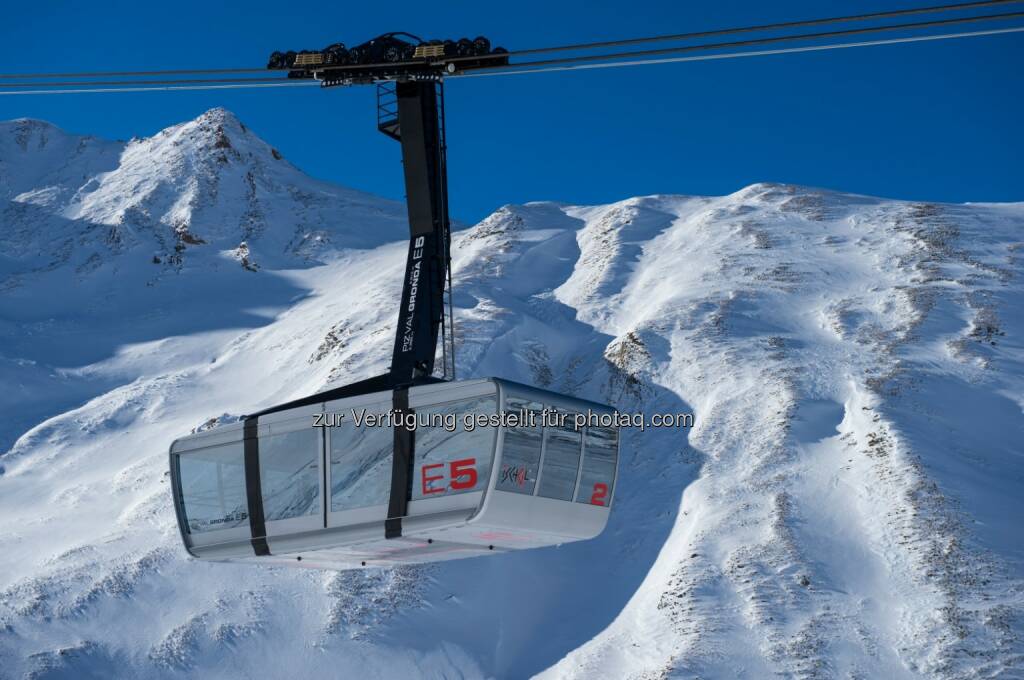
0 111 1022 679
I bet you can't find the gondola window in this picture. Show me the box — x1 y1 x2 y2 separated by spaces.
177 442 248 533
537 417 583 501
412 395 497 499
577 427 618 506
496 398 543 495
259 428 320 521
330 406 393 512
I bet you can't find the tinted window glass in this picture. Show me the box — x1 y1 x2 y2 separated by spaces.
412 395 496 500
576 426 618 506
537 417 582 501
330 408 393 512
496 398 543 495
177 444 248 534
259 428 320 522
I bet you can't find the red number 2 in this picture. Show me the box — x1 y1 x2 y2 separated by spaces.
590 483 609 506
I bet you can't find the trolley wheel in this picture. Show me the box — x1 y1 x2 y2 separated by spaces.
325 44 348 65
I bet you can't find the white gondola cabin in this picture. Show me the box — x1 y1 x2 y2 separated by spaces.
169 378 619 569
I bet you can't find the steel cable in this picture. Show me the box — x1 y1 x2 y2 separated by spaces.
0 0 1019 82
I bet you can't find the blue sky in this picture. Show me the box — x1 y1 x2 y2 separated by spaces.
1 0 1022 222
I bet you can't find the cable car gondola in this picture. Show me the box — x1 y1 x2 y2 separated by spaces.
169 39 618 569
170 378 618 568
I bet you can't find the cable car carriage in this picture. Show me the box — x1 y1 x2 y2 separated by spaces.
169 378 618 568
169 42 618 570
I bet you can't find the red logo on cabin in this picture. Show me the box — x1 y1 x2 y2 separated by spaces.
421 457 477 495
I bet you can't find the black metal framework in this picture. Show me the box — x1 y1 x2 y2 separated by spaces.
243 417 270 555
376 80 456 537
235 79 459 544
386 388 413 537
376 83 400 140
268 32 509 83
385 80 455 386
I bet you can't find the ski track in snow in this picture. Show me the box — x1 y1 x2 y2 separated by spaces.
0 111 1022 679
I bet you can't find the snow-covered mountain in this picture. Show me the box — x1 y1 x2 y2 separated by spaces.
1 110 1022 679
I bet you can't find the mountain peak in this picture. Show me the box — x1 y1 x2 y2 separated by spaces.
195 106 239 124
111 107 282 177
0 117 71 153
190 107 248 138
2 117 61 130
157 107 254 156
1 108 407 277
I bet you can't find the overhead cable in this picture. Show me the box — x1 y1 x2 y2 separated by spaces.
0 0 1019 81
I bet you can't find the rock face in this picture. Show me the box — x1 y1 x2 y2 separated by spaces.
1 112 1023 679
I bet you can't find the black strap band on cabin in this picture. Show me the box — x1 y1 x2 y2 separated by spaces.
386 388 414 539
243 416 271 556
